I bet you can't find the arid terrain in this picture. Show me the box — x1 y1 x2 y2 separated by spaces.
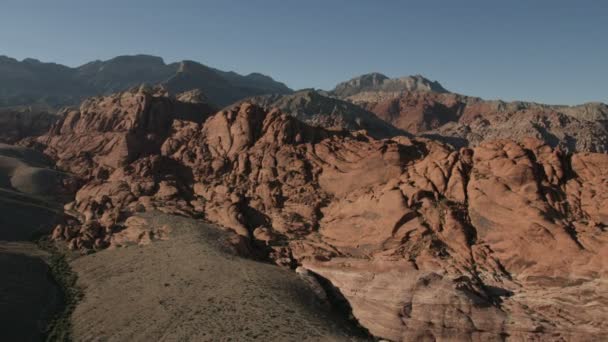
69 213 367 341
0 55 606 342
0 242 64 341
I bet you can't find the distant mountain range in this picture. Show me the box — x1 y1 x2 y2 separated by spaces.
1 55 607 152
0 55 292 108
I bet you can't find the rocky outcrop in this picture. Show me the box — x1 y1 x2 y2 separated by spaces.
36 95 607 340
29 86 216 178
233 89 406 139
352 91 608 153
22 87 216 250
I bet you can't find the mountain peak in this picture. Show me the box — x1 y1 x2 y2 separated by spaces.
106 54 166 66
22 58 42 64
332 73 448 98
341 72 389 88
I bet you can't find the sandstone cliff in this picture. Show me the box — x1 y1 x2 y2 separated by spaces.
30 86 216 177
351 91 608 153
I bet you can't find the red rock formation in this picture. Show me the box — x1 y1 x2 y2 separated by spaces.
35 94 607 340
29 87 215 251
353 91 608 153
33 86 215 178
235 90 407 139
357 91 461 133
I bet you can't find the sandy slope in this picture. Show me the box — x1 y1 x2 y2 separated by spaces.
0 143 70 199
70 213 368 341
0 144 70 241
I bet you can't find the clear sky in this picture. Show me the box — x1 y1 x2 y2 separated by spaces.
1 0 606 105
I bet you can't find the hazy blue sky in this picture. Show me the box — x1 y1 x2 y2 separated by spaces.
1 0 606 104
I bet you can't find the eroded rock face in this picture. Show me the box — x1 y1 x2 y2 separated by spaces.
233 89 407 139
352 91 608 153
30 86 216 178
50 154 197 251
37 98 607 340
